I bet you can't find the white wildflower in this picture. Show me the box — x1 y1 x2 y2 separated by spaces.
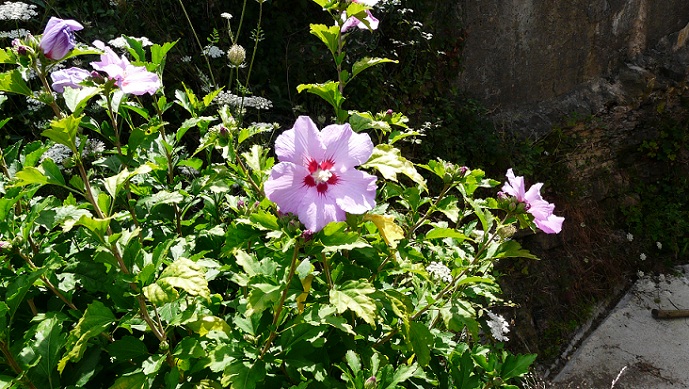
0 1 37 21
109 36 153 49
486 311 510 342
656 241 662 250
221 12 232 20
639 253 646 261
178 166 199 176
203 45 225 59
426 261 452 283
82 139 105 157
181 55 192 63
40 144 72 165
0 28 29 39
637 270 644 278
626 233 633 242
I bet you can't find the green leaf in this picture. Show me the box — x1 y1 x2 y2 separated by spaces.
13 166 49 187
222 359 266 389
24 314 66 389
246 283 281 316
406 322 432 367
362 144 426 189
0 48 18 64
6 269 46 318
0 69 32 96
63 86 101 115
138 190 184 209
318 222 371 252
309 24 340 57
58 301 115 373
42 115 83 153
109 373 146 389
351 57 398 82
106 336 150 363
103 164 154 199
143 258 210 305
296 81 344 113
500 353 537 381
329 279 377 326
424 228 468 241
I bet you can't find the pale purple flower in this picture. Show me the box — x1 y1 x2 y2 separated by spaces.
341 0 379 32
90 40 160 95
502 168 564 234
264 116 377 232
39 17 83 60
50 67 90 92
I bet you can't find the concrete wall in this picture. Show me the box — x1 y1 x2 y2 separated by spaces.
457 0 689 109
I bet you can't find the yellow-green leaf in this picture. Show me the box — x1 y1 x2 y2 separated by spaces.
364 213 405 248
143 258 210 305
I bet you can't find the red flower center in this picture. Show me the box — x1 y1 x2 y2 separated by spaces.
304 159 339 193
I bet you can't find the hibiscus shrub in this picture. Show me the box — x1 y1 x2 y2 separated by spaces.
0 1 563 388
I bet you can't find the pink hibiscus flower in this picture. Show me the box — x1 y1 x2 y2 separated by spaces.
264 116 377 232
502 168 564 234
341 0 379 32
90 40 160 96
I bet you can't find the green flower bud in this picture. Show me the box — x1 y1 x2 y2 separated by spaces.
364 376 377 389
227 44 246 67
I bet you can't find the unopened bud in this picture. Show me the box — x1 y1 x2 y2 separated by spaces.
0 241 11 250
364 376 377 389
301 229 314 242
497 225 517 239
227 44 246 67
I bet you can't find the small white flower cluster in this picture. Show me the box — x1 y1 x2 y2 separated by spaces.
0 28 29 39
108 36 153 50
0 1 37 21
486 311 510 342
40 138 106 165
626 233 634 242
203 45 225 59
426 261 452 283
214 91 273 110
656 241 662 250
220 12 232 20
639 253 647 261
180 55 192 63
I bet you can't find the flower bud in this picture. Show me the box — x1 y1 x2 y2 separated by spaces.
40 17 84 60
364 376 377 389
497 225 517 239
227 44 246 67
0 241 11 250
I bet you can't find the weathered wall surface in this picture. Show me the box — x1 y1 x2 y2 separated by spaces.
457 0 689 134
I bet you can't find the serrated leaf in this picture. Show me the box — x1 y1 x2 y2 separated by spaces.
12 166 49 187
6 269 46 318
500 353 537 381
362 144 426 189
0 69 32 96
246 283 281 316
143 258 210 305
329 279 377 326
187 316 232 337
363 214 404 248
138 190 183 209
309 24 340 57
24 315 66 389
296 81 344 112
351 57 398 81
42 115 82 153
222 359 266 389
318 222 371 251
106 336 150 362
103 164 154 198
58 301 115 373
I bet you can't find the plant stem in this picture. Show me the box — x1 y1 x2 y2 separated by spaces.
177 0 216 87
407 183 452 238
260 242 301 358
0 340 37 389
244 1 263 89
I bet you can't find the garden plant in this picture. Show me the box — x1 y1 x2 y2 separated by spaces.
0 0 564 387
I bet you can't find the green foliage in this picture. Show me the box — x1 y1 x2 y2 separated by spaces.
0 1 548 387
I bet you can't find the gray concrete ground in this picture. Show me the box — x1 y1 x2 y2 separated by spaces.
552 265 689 389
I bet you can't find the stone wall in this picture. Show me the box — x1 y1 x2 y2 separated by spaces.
456 0 689 135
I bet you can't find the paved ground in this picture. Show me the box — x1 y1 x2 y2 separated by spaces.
551 265 689 388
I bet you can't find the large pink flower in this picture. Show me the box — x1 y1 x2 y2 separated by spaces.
502 168 564 234
90 40 160 95
264 116 377 232
341 0 379 32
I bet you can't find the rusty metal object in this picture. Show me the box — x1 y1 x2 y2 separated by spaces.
651 309 689 319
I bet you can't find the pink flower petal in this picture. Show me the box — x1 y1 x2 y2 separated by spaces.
329 169 377 214
300 190 346 232
502 168 525 201
320 123 373 170
274 116 325 166
120 65 160 95
264 162 311 215
535 214 564 234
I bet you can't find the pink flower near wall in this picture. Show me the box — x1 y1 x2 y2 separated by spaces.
502 168 564 234
264 116 378 232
